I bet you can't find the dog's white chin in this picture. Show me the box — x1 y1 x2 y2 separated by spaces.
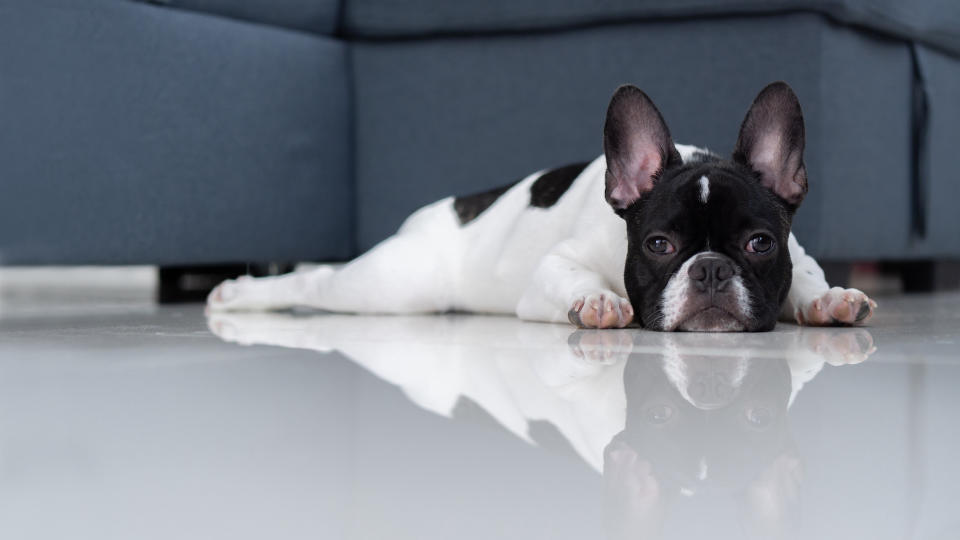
676 307 746 332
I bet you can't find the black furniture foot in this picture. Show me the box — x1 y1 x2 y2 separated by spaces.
157 264 294 304
897 261 936 293
882 260 960 293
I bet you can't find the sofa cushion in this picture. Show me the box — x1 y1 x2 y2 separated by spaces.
351 13 912 259
0 0 353 265
344 0 960 57
132 0 341 36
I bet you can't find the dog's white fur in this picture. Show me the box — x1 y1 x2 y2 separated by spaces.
207 145 874 329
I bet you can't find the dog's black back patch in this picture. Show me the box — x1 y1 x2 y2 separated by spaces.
529 162 590 208
454 181 517 225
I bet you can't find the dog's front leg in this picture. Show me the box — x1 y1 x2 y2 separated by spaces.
516 243 633 329
782 234 877 325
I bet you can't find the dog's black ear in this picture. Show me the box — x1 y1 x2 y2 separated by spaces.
733 82 807 207
603 85 681 214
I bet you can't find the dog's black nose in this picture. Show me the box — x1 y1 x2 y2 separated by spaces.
688 256 736 293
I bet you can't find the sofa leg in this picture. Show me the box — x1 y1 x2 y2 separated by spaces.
887 260 960 293
897 261 935 293
157 264 294 304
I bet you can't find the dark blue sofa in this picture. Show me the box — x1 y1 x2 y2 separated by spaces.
2 0 958 267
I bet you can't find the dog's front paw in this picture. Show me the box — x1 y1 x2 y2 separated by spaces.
796 287 877 326
568 292 634 329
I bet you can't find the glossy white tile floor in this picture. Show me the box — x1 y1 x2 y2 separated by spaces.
1 269 959 540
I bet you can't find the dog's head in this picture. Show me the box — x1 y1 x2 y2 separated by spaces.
604 82 807 332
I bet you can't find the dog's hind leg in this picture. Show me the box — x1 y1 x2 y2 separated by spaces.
206 199 461 313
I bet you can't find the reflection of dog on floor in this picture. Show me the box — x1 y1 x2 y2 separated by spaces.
207 82 875 331
575 330 873 539
209 313 873 505
605 352 797 539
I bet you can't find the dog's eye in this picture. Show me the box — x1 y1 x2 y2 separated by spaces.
646 237 676 255
744 406 773 429
746 235 775 254
644 403 675 425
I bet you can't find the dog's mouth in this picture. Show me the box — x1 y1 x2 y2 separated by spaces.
676 306 747 332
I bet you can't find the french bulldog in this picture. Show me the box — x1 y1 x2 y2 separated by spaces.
207 82 876 331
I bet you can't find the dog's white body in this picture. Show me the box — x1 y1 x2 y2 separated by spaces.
207 144 870 328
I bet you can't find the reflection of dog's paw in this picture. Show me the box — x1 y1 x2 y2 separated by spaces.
568 292 634 329
567 329 633 364
206 312 299 347
603 440 660 502
206 312 257 345
802 328 877 365
206 311 338 353
796 287 876 326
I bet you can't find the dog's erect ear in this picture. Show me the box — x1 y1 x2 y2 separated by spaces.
733 82 807 207
603 85 681 214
